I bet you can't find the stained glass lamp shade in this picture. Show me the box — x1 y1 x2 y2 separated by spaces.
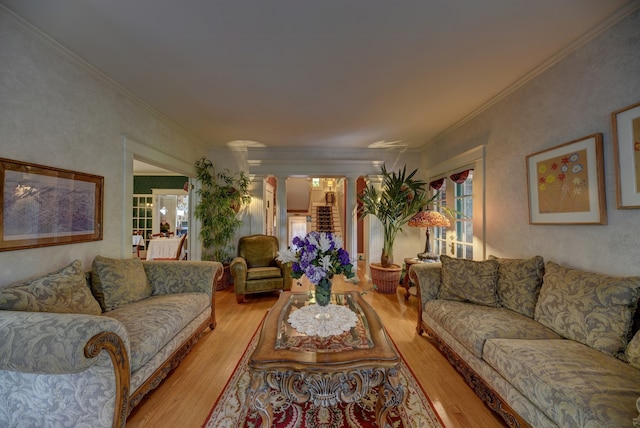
408 210 450 260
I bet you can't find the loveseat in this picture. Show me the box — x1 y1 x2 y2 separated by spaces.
0 256 222 428
410 255 640 427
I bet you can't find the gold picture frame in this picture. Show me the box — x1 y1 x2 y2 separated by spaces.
0 158 104 251
612 101 640 208
526 134 606 225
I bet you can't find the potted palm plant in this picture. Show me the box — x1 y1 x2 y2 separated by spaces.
359 164 429 293
194 157 251 288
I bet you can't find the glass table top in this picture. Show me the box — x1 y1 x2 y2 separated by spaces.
275 292 374 353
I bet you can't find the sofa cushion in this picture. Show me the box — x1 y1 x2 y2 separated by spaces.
424 300 561 358
247 267 282 280
626 330 640 370
535 261 640 358
489 255 544 318
438 256 499 307
484 338 640 427
0 260 101 315
91 256 151 312
104 292 210 371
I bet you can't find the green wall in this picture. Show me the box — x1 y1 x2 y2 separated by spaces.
134 176 188 194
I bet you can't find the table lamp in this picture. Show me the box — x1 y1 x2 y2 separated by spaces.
408 210 450 260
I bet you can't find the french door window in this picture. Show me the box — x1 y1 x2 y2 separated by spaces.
431 169 474 260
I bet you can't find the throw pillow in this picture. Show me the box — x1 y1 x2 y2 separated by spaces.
438 255 499 307
91 256 151 312
626 330 640 369
489 255 544 318
535 261 640 358
0 260 101 315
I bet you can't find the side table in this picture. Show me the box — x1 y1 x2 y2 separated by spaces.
402 258 436 300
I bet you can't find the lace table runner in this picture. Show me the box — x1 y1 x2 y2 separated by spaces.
287 304 358 338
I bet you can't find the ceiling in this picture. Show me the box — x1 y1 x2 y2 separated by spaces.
2 0 636 151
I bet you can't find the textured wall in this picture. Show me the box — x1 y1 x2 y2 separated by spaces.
0 10 208 286
422 9 640 276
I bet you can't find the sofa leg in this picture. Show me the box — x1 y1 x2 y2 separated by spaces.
236 294 246 304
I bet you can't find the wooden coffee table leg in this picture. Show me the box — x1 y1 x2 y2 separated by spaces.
246 370 273 427
375 367 404 428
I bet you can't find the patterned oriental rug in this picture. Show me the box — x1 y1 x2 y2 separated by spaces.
202 322 444 428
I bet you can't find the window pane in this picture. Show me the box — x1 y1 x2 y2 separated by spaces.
463 197 473 216
465 222 473 243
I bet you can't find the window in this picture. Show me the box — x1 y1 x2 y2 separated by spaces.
432 169 475 260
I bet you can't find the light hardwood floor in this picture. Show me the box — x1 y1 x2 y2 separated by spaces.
127 263 507 427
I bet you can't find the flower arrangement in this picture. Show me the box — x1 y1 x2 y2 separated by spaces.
277 231 355 284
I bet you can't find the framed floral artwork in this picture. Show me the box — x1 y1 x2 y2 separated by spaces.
612 101 640 208
526 134 606 225
0 158 104 251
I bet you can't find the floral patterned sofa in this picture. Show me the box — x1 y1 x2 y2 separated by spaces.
0 257 222 428
410 255 640 428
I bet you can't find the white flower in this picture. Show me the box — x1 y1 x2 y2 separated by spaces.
320 254 332 270
318 233 333 252
276 248 298 264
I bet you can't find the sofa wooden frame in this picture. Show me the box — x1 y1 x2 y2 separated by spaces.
411 269 530 428
83 269 221 428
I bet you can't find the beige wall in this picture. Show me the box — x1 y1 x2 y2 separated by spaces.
421 9 640 276
3 6 638 286
0 10 209 286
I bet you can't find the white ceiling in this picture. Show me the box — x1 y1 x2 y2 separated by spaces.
2 0 637 150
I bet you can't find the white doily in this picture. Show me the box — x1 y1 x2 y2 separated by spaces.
288 304 358 337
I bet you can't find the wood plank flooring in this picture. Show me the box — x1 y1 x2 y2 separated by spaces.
127 263 507 427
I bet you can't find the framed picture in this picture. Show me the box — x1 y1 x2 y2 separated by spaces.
526 134 606 225
0 158 103 251
612 101 640 208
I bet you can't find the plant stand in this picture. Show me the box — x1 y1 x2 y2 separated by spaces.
369 263 402 294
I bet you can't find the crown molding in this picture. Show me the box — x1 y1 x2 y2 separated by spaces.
422 0 640 148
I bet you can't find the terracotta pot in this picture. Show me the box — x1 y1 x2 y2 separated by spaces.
369 263 402 294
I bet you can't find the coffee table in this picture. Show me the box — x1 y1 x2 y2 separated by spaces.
246 291 403 427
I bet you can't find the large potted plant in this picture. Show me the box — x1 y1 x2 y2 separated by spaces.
359 164 429 293
194 157 250 288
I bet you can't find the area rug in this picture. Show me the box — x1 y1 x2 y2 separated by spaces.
202 323 444 428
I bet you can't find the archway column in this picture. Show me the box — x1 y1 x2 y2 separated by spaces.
364 175 384 279
242 175 265 237
344 174 359 278
274 175 288 252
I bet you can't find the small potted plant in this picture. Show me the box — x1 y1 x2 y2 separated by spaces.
359 164 430 293
194 157 250 288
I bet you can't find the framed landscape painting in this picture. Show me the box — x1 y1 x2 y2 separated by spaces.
0 158 104 251
526 134 606 225
612 101 640 208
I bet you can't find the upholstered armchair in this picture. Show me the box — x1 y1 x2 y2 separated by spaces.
230 235 292 303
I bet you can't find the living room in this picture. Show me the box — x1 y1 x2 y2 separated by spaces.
1 2 640 427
